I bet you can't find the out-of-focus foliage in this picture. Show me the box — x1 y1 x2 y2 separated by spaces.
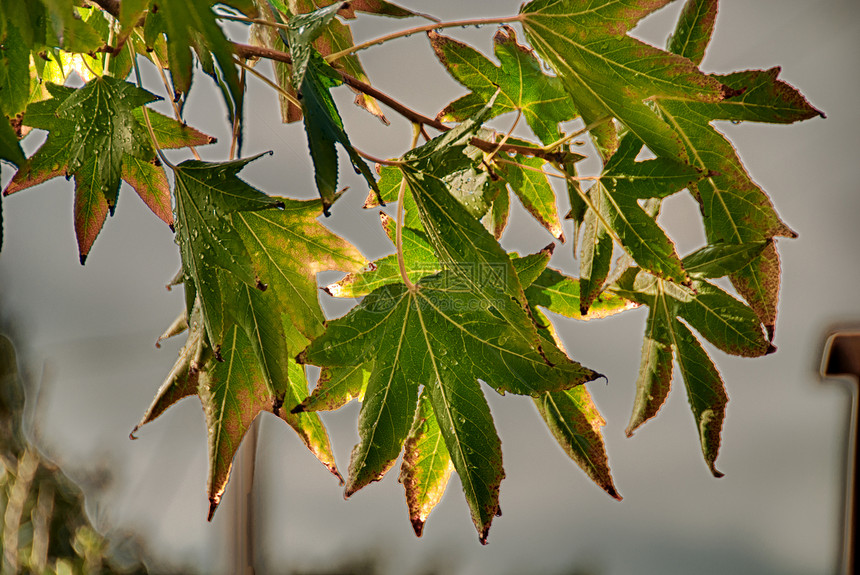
0 335 149 574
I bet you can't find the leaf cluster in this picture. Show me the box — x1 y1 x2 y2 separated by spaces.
0 0 824 544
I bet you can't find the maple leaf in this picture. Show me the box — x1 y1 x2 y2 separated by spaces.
133 299 341 518
648 0 824 334
3 78 214 262
299 271 599 543
286 0 420 122
574 133 706 310
307 241 618 537
493 149 565 240
144 0 244 126
519 0 732 161
610 241 774 476
431 26 577 146
143 161 365 516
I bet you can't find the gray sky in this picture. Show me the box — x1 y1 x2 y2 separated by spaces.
1 1 858 573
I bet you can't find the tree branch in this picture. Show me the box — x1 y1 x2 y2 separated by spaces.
233 43 582 164
87 0 582 165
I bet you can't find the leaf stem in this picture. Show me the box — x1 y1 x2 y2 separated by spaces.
229 67 246 160
484 109 521 164
131 45 174 169
325 15 523 63
149 46 201 160
218 14 290 29
233 56 301 109
397 124 422 292
542 117 610 153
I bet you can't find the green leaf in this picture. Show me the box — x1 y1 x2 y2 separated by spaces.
300 273 599 541
133 301 209 437
682 241 769 279
535 387 619 498
172 155 283 347
625 306 674 435
140 193 358 517
615 268 771 359
649 52 822 330
495 152 564 240
280 360 341 482
525 267 637 321
399 388 454 537
520 0 730 161
155 0 244 124
671 318 727 477
4 80 216 259
431 26 577 145
120 156 173 226
42 0 104 53
295 364 369 413
286 1 346 89
577 185 613 315
198 324 281 518
0 116 24 167
616 271 729 475
0 22 30 118
299 54 380 213
289 0 390 121
325 212 438 298
55 76 158 203
667 0 717 66
133 108 217 149
234 197 367 350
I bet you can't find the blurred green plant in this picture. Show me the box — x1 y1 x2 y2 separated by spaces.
0 334 149 575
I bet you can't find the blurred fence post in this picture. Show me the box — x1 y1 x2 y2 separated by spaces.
821 330 860 575
229 417 259 575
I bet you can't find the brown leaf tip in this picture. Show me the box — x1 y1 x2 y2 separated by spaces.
765 342 777 355
207 497 221 522
479 526 491 546
411 517 425 537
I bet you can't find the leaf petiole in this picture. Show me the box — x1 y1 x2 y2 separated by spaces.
130 44 174 169
397 124 422 292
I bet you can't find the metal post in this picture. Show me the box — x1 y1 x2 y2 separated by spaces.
820 330 860 575
230 417 259 575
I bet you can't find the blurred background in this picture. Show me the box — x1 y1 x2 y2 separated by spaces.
1 0 858 573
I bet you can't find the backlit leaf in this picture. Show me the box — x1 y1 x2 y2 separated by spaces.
399 388 454 537
520 0 730 161
300 272 599 541
431 26 577 145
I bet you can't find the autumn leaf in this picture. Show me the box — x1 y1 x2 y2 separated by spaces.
520 0 731 161
4 78 215 262
611 243 773 475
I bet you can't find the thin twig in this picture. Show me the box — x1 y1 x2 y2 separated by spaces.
150 47 201 160
325 15 523 63
131 44 174 169
485 109 521 164
354 148 403 167
218 14 290 29
397 124 422 292
229 67 245 160
233 56 301 110
233 43 582 163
